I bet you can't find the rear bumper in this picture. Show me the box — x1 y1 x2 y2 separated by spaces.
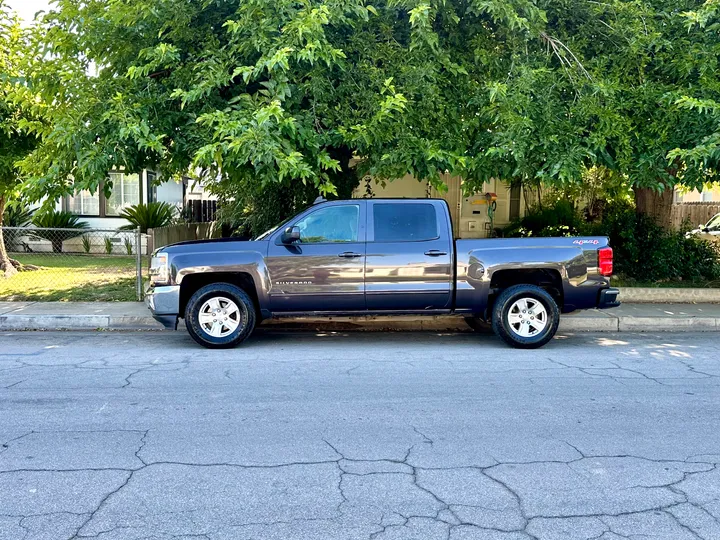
597 287 621 309
145 285 180 330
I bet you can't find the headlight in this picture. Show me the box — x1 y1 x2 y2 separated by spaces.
149 252 169 284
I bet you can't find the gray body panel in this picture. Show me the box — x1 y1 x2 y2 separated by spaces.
145 199 617 324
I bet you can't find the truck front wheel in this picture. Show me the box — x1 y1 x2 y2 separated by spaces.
185 283 256 349
491 285 559 349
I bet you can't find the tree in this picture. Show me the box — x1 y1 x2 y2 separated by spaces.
0 2 36 277
549 0 720 228
20 0 720 233
667 1 720 187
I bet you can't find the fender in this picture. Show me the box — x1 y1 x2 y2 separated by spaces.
170 248 271 311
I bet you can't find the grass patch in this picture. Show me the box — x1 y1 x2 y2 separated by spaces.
0 254 147 301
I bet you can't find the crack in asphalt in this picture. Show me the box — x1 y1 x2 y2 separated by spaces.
2 442 716 540
2 335 719 539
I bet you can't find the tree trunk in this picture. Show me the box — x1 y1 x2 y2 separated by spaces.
633 186 674 229
0 196 18 278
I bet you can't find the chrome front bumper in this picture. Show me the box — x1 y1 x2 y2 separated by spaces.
145 285 181 329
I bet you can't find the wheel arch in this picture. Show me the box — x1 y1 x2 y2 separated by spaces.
487 268 564 317
180 272 260 319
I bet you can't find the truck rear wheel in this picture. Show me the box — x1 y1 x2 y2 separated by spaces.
491 285 559 349
185 283 256 349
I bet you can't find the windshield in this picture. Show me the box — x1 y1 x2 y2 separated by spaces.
707 213 720 231
253 208 305 241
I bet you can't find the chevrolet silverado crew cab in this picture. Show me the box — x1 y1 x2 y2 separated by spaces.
146 198 619 349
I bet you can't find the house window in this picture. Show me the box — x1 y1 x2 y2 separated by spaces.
105 173 140 216
147 172 157 203
64 171 144 217
66 190 100 216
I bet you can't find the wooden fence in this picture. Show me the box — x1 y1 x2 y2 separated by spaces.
147 222 221 253
671 203 720 230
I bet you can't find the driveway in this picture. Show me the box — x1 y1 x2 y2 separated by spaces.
1 330 719 539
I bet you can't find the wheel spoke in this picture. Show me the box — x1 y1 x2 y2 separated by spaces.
528 319 546 334
224 317 240 332
507 313 523 325
198 312 214 322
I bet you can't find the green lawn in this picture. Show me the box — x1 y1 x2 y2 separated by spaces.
0 254 147 301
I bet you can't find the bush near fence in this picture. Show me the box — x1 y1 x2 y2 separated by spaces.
672 203 720 230
147 222 221 252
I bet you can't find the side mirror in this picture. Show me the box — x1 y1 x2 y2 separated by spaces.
702 227 710 233
281 226 301 244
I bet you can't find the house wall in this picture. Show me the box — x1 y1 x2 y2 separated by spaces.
676 186 720 203
352 174 524 238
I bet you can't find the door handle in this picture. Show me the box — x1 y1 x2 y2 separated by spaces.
338 252 362 258
424 250 448 257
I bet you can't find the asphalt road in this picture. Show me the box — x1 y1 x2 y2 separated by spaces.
1 329 719 540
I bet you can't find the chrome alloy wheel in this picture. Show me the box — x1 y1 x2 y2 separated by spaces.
198 297 243 338
507 297 548 338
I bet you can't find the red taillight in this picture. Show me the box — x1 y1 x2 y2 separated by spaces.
598 247 613 277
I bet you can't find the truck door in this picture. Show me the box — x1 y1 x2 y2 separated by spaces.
365 200 453 311
266 202 366 312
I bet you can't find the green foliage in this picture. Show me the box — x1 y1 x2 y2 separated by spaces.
123 236 133 255
1 201 34 254
32 210 89 230
588 204 720 283
81 235 91 254
504 199 583 238
12 0 720 219
0 4 35 200
118 202 176 234
104 237 113 255
31 210 89 253
2 202 33 227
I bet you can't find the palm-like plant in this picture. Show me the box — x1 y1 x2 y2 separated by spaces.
2 203 34 253
32 210 89 253
3 204 34 227
119 202 176 234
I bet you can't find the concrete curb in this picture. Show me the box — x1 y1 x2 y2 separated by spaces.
1 302 719 333
618 287 720 303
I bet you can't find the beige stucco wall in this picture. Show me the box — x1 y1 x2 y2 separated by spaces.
352 174 524 238
677 186 720 203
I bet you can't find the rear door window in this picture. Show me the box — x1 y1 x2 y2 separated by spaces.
373 203 438 242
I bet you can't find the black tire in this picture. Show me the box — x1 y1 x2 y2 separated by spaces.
464 316 493 333
185 283 256 349
491 284 559 349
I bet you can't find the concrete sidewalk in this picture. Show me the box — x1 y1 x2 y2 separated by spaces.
1 301 719 332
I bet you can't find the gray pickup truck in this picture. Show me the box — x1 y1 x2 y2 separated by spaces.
146 198 619 349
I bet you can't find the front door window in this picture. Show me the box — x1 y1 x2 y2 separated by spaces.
295 205 359 243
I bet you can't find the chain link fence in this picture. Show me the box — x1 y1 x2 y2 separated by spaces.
1 227 145 302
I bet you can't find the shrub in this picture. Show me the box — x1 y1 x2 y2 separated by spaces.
81 235 91 254
124 237 133 255
119 202 176 234
2 203 34 252
2 203 33 227
585 203 720 283
504 199 583 238
104 237 113 254
504 200 720 283
31 211 89 253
